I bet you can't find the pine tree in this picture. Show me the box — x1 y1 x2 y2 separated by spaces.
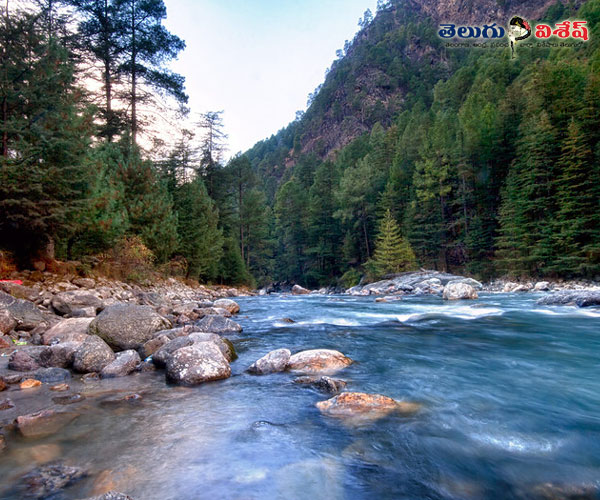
553 120 600 274
368 209 416 278
0 9 94 262
174 177 223 281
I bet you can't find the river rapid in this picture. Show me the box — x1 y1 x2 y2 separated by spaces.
1 293 600 499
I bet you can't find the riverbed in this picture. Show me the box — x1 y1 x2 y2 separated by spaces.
1 293 599 499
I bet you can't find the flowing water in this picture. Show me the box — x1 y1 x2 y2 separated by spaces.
1 293 600 499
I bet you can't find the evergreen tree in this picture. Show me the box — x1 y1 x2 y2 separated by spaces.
0 10 93 262
368 209 416 278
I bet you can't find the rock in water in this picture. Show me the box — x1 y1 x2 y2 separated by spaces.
213 298 240 314
20 463 87 499
9 351 41 372
166 343 231 385
534 281 551 291
72 336 115 373
16 410 79 438
88 304 172 351
287 349 353 374
316 392 420 424
100 350 141 378
194 315 242 334
152 336 195 368
293 376 347 394
188 332 237 362
85 493 135 500
39 342 81 368
442 282 478 300
248 348 291 374
537 290 600 307
32 367 71 383
41 317 92 345
291 284 311 295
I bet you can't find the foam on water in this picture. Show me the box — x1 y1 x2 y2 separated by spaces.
469 432 562 455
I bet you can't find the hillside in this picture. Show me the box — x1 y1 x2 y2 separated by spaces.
239 0 600 287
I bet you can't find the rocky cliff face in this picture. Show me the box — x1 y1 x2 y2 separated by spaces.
409 0 582 24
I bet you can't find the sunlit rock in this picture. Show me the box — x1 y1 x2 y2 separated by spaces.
248 348 290 375
442 282 478 300
287 349 353 374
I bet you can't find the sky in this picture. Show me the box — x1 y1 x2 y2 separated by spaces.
162 0 378 157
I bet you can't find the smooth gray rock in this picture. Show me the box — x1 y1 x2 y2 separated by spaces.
188 332 237 362
33 367 71 383
194 315 242 334
100 350 141 378
8 350 40 372
0 291 44 330
166 342 231 385
248 348 290 374
51 290 103 317
42 317 92 345
442 282 478 300
73 336 115 373
537 290 600 307
213 298 240 314
88 304 172 351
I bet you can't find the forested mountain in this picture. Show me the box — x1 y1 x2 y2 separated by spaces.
242 0 600 287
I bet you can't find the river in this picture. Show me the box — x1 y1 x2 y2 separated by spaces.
1 293 600 499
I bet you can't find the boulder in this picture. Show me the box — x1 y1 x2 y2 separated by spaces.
213 298 240 314
293 376 347 394
140 334 171 359
100 350 141 378
442 282 478 300
9 350 41 371
39 342 81 368
166 343 231 385
316 392 421 424
194 315 242 334
88 304 171 351
20 463 87 498
188 332 237 362
0 309 17 334
534 281 551 291
32 367 71 383
42 317 92 345
248 348 290 375
16 410 79 438
72 336 115 373
0 291 45 330
287 349 353 375
72 277 95 289
537 290 600 308
152 336 195 368
0 282 39 301
195 307 231 318
291 284 311 295
503 282 519 292
512 284 531 292
51 290 103 317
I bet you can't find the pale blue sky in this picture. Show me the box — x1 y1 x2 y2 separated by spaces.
163 0 378 156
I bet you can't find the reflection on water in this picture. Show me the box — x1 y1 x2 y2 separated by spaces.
1 293 600 499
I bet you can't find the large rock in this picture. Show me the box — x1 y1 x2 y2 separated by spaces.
152 336 195 368
316 392 421 424
0 309 17 334
248 348 290 375
287 349 353 375
194 315 242 334
534 281 551 291
0 291 45 330
442 282 478 300
42 317 92 345
51 290 103 317
188 332 237 362
88 304 172 351
213 298 240 314
39 342 81 368
72 336 115 373
166 342 231 385
9 350 41 371
16 409 79 438
537 290 600 307
100 350 141 378
291 284 311 295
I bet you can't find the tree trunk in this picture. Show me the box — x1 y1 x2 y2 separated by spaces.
130 0 137 145
103 0 113 142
